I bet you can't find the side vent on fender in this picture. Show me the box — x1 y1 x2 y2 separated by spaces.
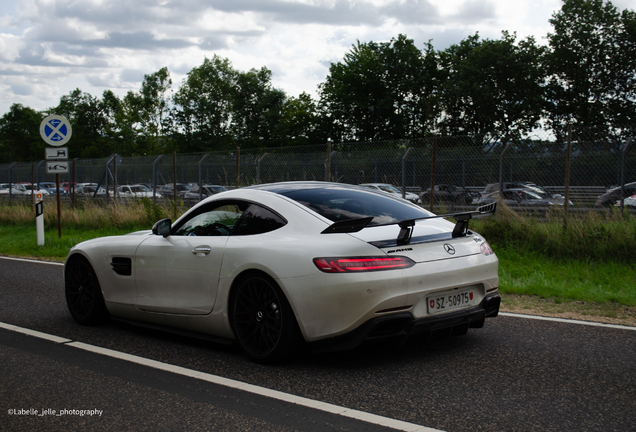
111 257 132 276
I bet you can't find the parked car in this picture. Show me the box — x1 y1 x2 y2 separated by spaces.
615 195 636 207
596 182 636 207
183 185 229 201
420 184 476 205
474 189 564 206
76 185 107 196
160 183 192 198
481 182 570 205
10 183 50 196
64 181 500 363
117 184 162 198
359 183 422 204
39 181 67 196
60 182 79 194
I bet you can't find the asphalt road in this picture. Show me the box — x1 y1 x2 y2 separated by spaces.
1 257 635 432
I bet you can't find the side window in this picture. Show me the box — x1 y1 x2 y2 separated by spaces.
232 204 287 236
173 203 244 236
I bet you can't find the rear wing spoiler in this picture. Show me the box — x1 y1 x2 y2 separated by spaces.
322 202 497 245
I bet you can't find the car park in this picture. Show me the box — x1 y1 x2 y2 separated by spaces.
64 181 500 363
596 182 636 207
359 183 422 204
473 189 565 206
183 185 229 201
160 183 192 198
420 184 476 205
117 184 162 198
40 181 67 196
480 182 570 205
9 183 50 196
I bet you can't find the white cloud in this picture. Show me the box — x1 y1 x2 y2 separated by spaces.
0 0 632 116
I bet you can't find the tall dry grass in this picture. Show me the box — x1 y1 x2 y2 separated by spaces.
2 197 635 264
0 198 171 232
472 201 636 264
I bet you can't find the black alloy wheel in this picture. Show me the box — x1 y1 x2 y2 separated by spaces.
65 256 108 325
231 274 298 363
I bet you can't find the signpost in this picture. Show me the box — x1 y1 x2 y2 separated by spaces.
40 115 72 242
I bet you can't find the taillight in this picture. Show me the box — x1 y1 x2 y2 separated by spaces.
313 256 415 273
480 241 494 256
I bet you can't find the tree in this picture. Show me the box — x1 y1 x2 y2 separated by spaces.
0 104 44 162
172 55 237 152
546 0 636 144
231 67 286 147
139 67 173 150
437 32 546 148
319 34 437 142
52 89 113 158
277 92 320 145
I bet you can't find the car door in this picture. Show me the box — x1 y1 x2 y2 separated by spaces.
134 201 245 315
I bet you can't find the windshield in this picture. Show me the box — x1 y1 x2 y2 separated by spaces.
271 185 430 226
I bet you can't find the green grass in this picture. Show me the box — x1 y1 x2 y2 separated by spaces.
496 248 636 306
0 224 145 260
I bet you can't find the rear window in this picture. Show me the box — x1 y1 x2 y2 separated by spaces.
277 186 430 226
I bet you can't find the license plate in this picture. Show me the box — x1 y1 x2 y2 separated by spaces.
427 289 475 314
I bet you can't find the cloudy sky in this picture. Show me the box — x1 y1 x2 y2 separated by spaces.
0 0 632 117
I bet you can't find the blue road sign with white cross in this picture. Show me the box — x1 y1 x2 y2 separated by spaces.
40 115 72 146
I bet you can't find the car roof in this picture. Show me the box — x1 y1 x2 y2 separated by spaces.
248 181 386 194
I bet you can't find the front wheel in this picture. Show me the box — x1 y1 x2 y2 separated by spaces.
65 256 109 325
230 274 299 363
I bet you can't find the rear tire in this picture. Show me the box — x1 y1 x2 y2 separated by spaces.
65 256 109 325
230 273 299 363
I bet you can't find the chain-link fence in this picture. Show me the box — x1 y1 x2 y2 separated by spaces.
1 130 634 213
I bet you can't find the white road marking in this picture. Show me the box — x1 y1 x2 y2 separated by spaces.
0 256 64 266
499 312 636 331
0 321 442 432
0 321 72 343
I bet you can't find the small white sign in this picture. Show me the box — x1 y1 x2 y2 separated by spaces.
45 147 69 160
40 115 72 146
46 161 69 174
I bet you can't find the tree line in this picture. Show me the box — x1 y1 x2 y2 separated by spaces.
1 0 634 163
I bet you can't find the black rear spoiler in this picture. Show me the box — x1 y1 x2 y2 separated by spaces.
321 202 497 245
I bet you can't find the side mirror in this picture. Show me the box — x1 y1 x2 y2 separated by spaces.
152 218 172 237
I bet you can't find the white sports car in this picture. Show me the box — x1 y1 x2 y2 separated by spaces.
65 182 500 362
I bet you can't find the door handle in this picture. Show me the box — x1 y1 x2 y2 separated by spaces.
192 246 211 255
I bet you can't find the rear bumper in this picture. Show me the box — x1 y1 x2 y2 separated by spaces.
310 292 501 353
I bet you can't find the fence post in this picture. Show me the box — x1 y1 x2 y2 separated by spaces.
152 155 164 201
198 154 209 201
499 143 512 194
402 147 413 199
429 136 437 211
173 152 177 204
35 160 45 191
113 155 118 207
31 161 35 210
563 125 572 230
8 162 17 200
257 153 269 184
621 137 633 213
325 139 332 182
235 147 240 188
